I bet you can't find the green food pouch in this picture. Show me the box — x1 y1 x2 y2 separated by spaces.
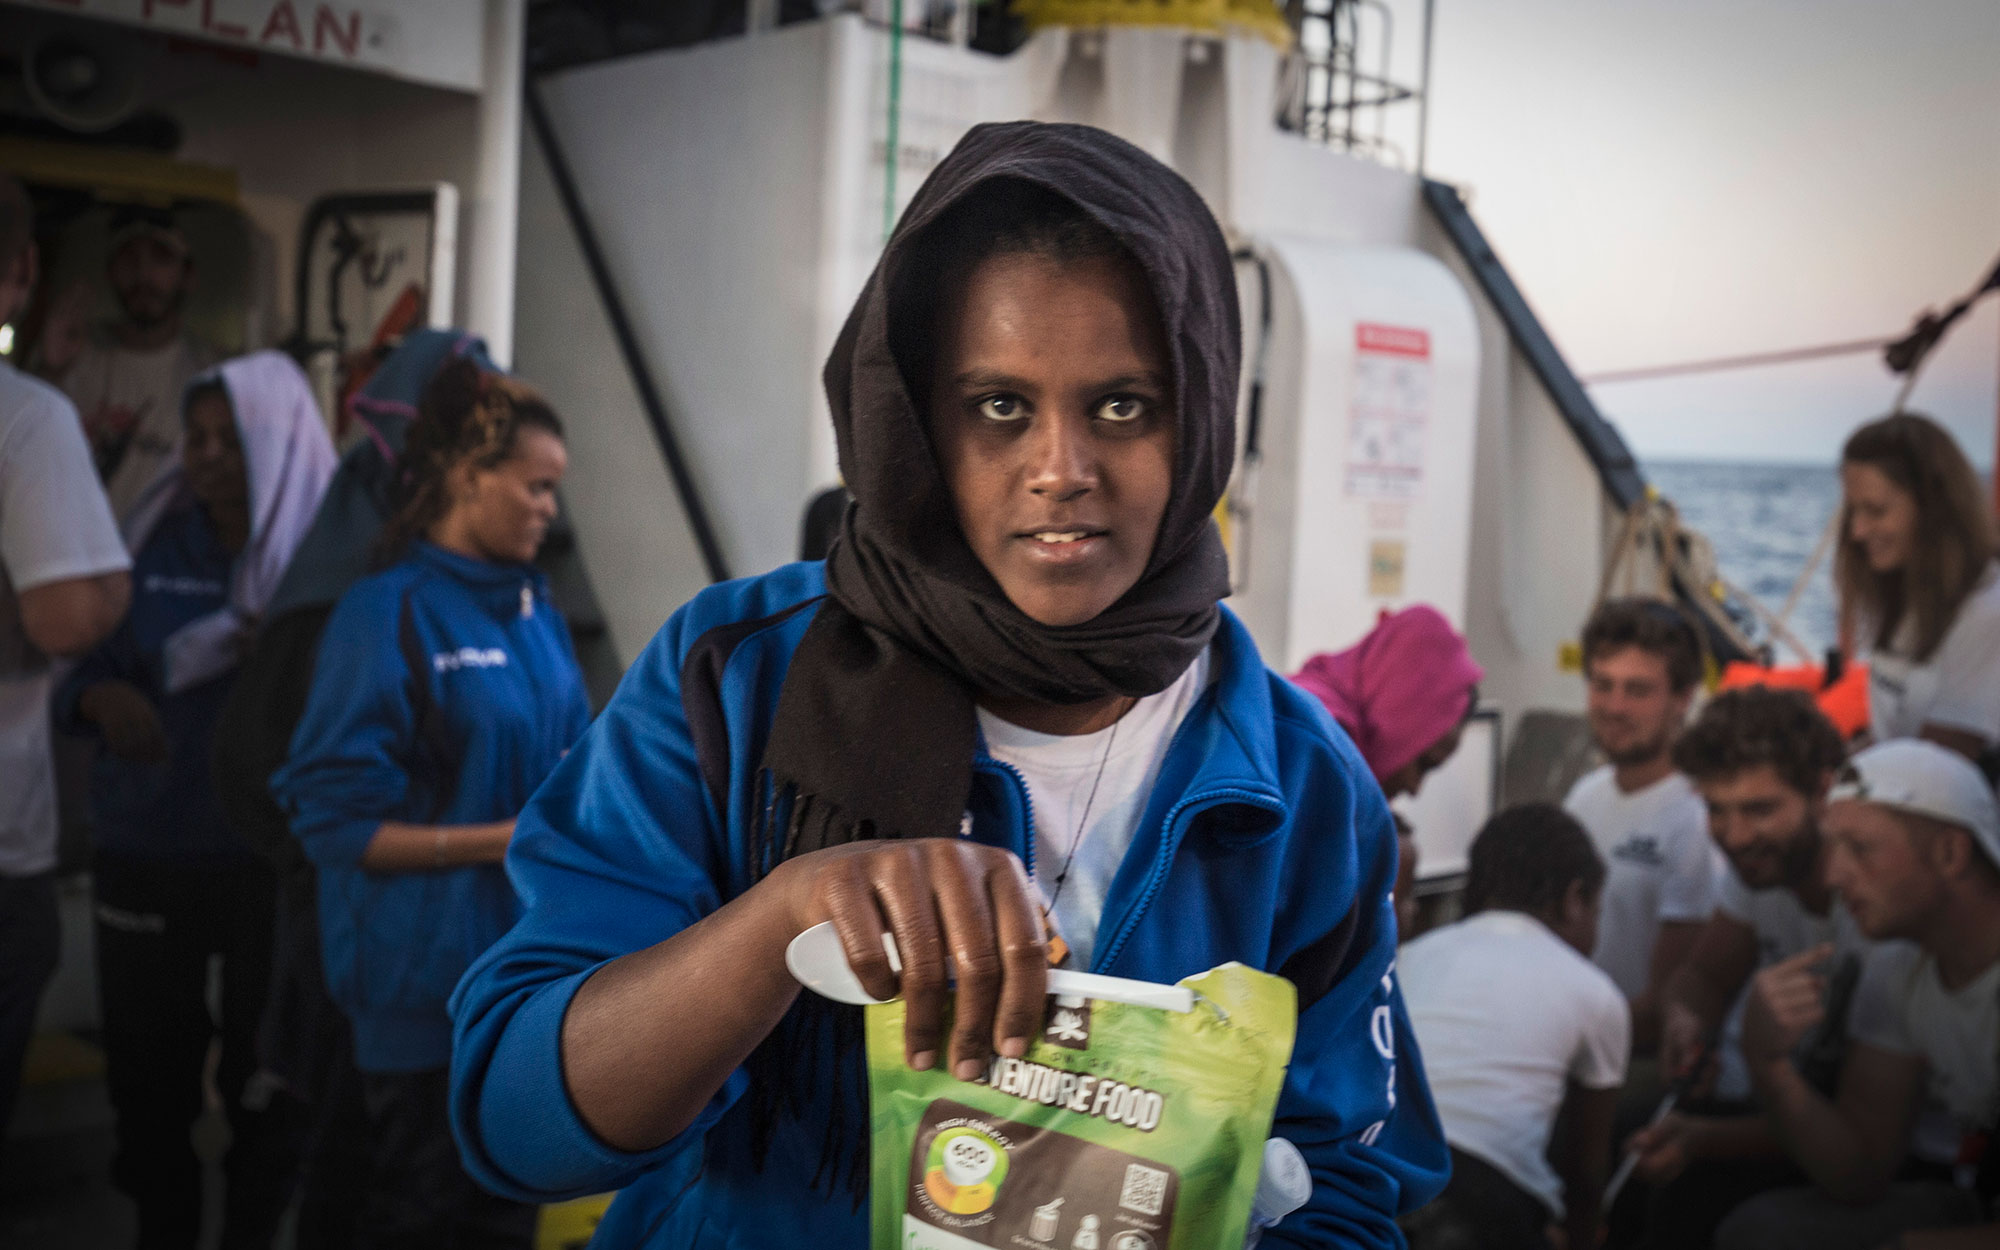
865 963 1298 1250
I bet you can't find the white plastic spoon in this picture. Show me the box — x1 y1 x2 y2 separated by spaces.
784 921 1193 1013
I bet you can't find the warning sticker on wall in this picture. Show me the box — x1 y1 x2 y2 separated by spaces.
1368 539 1407 599
1345 324 1432 500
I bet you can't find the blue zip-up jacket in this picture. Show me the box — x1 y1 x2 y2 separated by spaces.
56 503 245 864
450 563 1448 1247
273 541 591 1073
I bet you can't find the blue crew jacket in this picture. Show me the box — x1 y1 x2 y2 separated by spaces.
56 504 246 864
449 562 1449 1248
273 541 591 1073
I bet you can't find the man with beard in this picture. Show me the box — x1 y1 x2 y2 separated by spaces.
38 205 218 531
1616 686 1858 1247
1715 740 2000 1250
1565 599 1717 1051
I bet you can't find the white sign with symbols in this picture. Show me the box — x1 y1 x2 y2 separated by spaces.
1344 322 1432 501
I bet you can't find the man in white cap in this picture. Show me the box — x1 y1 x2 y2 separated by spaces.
37 203 217 531
1716 739 2000 1250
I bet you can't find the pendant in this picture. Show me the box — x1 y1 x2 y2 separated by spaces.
519 584 534 619
1038 902 1070 969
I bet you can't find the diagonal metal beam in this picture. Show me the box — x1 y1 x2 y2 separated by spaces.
524 79 731 584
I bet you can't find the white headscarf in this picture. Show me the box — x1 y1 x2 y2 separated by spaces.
127 350 337 694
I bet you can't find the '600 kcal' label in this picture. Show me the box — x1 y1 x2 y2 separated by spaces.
904 1098 1177 1250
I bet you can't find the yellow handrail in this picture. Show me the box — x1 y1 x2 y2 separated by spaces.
1013 0 1294 48
0 136 238 207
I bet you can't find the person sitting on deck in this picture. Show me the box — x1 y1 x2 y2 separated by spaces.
1291 604 1483 935
1564 597 1718 1055
1620 686 1862 1248
1400 803 1628 1250
1291 605 1483 806
1838 412 2000 768
1715 739 2000 1250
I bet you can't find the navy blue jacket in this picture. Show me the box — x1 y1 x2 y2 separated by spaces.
273 541 590 1073
57 504 244 864
449 563 1448 1248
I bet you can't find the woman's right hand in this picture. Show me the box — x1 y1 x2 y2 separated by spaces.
80 681 167 763
772 838 1050 1082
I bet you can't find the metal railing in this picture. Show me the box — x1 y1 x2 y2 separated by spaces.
1276 0 1427 170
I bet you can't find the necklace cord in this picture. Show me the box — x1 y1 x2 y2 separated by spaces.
1045 713 1123 913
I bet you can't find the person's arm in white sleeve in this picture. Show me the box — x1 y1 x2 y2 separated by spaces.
1552 979 1630 1250
1636 820 1723 1052
19 575 130 657
1 388 129 656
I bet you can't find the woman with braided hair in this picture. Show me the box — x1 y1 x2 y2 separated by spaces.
273 357 590 1248
449 122 1448 1247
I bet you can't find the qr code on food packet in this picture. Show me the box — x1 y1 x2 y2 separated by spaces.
1119 1163 1169 1216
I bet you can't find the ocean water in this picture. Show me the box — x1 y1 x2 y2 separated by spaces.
1642 459 1842 660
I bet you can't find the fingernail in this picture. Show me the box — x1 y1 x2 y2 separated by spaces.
954 1058 984 1081
910 1050 936 1072
999 1036 1027 1058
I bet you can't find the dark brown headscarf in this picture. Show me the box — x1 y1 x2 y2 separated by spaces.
759 121 1241 864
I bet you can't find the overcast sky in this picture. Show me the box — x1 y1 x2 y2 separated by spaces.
1373 0 2000 465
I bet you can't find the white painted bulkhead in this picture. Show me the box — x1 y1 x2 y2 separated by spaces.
1231 238 1480 674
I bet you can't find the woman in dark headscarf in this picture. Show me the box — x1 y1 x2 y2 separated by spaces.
449 121 1447 1247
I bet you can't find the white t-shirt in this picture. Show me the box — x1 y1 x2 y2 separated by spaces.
54 332 215 529
1400 910 1631 1218
1716 869 1869 968
1710 870 1874 1100
1564 766 1719 1000
0 361 131 877
977 648 1210 971
1849 944 2000 1164
1867 564 2000 746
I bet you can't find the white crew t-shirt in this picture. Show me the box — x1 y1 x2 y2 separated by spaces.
977 648 1210 971
0 361 132 877
1848 944 2000 1165
54 333 216 529
1716 869 1868 966
1709 869 1876 1100
1564 767 1719 1000
1400 910 1631 1218
1866 563 2000 746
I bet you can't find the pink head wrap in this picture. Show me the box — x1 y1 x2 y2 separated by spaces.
1291 605 1485 783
